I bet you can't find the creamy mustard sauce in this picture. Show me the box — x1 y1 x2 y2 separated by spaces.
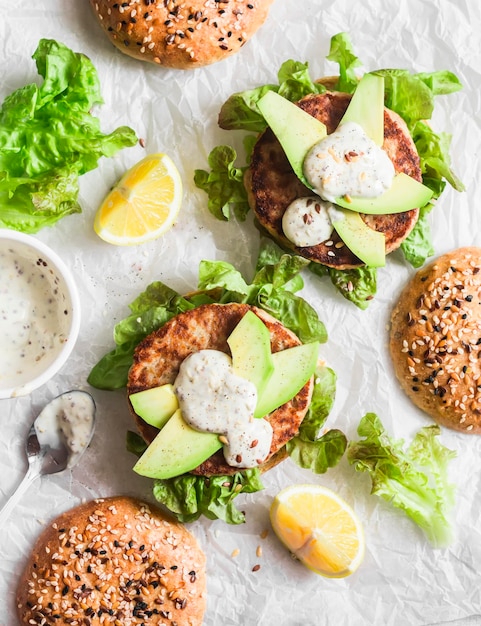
174 350 273 468
282 196 334 247
303 121 395 203
34 391 96 468
0 242 71 389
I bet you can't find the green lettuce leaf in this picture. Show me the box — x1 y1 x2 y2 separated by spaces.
152 470 264 524
218 60 325 132
309 264 377 309
298 365 337 441
254 237 308 293
347 413 456 547
287 429 347 475
287 365 345 474
0 39 137 233
193 145 250 221
400 206 435 268
126 430 148 457
197 259 253 299
257 288 327 344
326 32 362 93
197 248 328 344
87 283 195 389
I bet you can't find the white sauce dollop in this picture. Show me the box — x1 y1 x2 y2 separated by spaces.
0 243 70 389
174 350 273 468
303 121 395 203
282 196 334 247
34 391 96 468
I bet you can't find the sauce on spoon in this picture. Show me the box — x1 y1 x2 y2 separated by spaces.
34 390 96 468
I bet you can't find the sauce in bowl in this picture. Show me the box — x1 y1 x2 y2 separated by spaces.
0 231 80 398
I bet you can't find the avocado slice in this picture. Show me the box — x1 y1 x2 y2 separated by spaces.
254 341 319 418
334 172 433 215
129 384 178 429
227 310 274 398
133 408 222 479
257 90 327 188
327 207 385 268
335 73 433 213
339 73 385 145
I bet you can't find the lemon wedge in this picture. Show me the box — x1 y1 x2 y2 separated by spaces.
270 484 365 578
94 153 182 245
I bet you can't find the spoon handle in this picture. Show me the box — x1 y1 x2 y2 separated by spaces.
0 464 40 527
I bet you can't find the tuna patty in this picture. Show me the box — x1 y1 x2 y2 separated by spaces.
127 302 314 476
245 90 422 270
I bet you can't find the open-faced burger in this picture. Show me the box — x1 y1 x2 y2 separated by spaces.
88 246 343 523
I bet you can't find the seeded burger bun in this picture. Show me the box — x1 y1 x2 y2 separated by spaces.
390 247 481 434
89 0 275 69
127 302 314 475
16 496 206 625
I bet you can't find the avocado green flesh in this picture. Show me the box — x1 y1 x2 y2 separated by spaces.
130 384 178 429
133 409 222 479
227 310 274 398
334 172 433 215
254 341 319 419
327 207 386 268
339 73 385 146
257 90 326 189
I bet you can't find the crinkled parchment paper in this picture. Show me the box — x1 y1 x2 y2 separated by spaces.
1 1 481 624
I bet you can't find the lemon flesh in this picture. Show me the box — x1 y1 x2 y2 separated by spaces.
270 484 365 578
94 153 182 246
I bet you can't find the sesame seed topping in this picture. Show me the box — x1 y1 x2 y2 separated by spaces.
394 250 481 432
19 498 205 624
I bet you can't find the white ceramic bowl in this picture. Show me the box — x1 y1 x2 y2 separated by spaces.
0 229 81 399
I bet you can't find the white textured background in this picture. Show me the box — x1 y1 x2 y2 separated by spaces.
1 1 481 624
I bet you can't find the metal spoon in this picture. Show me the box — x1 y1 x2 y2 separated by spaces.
0 390 96 525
